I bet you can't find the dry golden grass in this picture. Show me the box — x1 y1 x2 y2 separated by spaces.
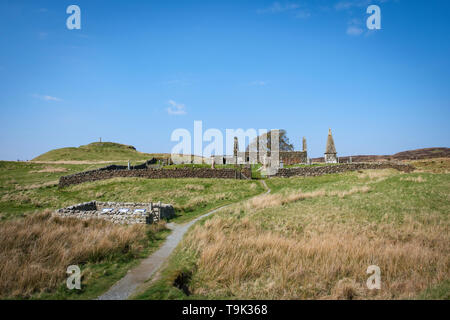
15 180 59 191
30 167 68 173
0 211 165 298
249 183 258 190
357 169 396 181
411 158 450 174
170 168 449 300
183 193 229 210
247 186 371 210
400 176 426 183
1 192 33 203
184 213 449 299
185 184 205 191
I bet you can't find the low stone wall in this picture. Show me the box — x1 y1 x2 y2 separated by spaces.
59 167 250 188
54 201 175 224
274 162 414 178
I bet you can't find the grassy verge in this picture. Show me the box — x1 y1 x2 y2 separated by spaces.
416 280 450 300
136 161 450 300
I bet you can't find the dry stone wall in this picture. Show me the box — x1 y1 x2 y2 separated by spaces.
274 162 414 178
59 167 251 187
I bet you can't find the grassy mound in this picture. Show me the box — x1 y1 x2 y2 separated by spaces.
32 142 169 162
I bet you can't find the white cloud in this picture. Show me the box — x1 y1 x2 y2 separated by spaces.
257 2 300 14
33 94 62 102
43 95 61 101
167 100 187 115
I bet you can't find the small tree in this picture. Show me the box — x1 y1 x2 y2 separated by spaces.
246 129 294 152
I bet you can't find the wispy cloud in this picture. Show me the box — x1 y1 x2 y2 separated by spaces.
33 94 62 102
257 2 312 19
335 0 389 11
249 80 269 86
164 80 181 85
295 10 311 19
346 18 364 36
38 32 48 40
163 79 191 86
346 25 364 36
335 0 371 11
257 2 300 14
167 100 187 115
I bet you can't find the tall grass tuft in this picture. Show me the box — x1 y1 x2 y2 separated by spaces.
0 211 165 298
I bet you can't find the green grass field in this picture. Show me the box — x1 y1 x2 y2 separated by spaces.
0 160 263 223
0 160 264 299
1 156 448 300
135 160 450 300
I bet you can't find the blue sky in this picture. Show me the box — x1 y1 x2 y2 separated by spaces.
0 0 449 160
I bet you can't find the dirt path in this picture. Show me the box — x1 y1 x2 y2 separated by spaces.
97 180 270 300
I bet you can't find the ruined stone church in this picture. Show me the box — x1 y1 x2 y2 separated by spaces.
210 129 338 166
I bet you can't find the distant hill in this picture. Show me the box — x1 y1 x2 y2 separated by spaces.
32 142 170 162
312 147 450 163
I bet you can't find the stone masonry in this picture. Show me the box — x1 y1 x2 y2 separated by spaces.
59 167 252 188
54 201 175 224
274 162 414 178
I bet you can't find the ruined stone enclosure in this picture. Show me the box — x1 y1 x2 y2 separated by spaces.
55 201 175 224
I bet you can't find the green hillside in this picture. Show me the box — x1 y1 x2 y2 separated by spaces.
32 142 169 162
